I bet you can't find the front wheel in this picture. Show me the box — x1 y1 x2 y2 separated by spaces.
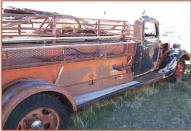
168 59 185 82
4 93 70 130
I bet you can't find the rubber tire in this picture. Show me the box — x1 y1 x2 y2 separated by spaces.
168 59 185 82
4 93 70 129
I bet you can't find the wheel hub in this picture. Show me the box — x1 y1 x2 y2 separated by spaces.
17 108 59 130
31 119 43 129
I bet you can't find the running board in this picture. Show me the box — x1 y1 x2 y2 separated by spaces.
135 72 164 85
73 72 163 108
73 81 140 107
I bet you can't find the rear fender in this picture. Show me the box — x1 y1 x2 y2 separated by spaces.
2 78 77 127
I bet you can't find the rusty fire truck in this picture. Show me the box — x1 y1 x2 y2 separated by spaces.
2 7 190 129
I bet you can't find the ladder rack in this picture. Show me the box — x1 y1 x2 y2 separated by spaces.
3 11 134 43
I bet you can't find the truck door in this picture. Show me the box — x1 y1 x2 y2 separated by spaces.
133 20 160 76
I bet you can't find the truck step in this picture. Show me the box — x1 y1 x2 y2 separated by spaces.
73 81 140 107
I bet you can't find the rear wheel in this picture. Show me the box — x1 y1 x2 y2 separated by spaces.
4 93 70 130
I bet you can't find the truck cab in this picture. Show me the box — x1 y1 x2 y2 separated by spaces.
133 16 160 76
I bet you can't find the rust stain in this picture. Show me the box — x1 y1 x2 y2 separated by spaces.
2 64 61 90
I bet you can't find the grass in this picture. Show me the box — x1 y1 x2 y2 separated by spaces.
67 65 191 129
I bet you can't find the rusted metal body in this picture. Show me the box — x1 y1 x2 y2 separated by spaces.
2 7 190 129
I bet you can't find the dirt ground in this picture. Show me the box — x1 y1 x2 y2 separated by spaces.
67 65 191 129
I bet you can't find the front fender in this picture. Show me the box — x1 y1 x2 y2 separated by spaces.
158 48 190 77
2 78 77 127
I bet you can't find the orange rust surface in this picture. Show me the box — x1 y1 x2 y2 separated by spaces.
64 73 133 96
3 43 136 95
2 64 62 90
56 56 128 87
55 60 97 86
59 56 133 96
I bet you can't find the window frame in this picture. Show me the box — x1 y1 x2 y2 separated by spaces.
144 21 159 39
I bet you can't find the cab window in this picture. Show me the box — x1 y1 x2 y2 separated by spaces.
144 22 157 38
